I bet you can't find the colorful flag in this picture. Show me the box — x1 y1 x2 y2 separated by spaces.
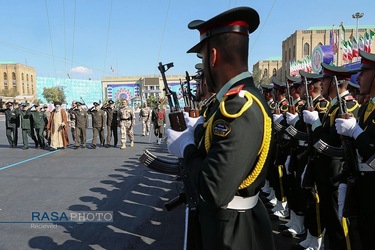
330 29 335 53
351 37 359 57
342 41 348 61
358 34 365 51
370 30 375 52
340 23 345 46
347 40 353 60
365 32 370 52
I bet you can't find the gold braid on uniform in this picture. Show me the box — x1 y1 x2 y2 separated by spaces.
203 91 272 189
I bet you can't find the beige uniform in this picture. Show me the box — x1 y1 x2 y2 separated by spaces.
118 105 135 144
139 107 151 135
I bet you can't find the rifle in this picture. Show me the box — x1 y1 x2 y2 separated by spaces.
139 62 201 250
332 76 362 250
179 78 189 110
301 76 316 189
185 71 199 118
285 81 295 114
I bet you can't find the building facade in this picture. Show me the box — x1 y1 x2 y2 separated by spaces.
0 63 36 104
281 25 375 80
252 57 282 85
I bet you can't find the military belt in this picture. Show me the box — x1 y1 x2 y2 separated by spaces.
222 192 259 211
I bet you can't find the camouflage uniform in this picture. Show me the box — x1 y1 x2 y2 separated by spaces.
139 105 151 136
118 101 135 149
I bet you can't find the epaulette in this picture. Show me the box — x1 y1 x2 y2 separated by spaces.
224 84 245 96
315 98 329 111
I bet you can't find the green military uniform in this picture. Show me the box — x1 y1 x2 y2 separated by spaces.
102 100 118 147
89 102 106 148
19 105 38 149
73 103 88 148
30 106 48 149
2 102 20 148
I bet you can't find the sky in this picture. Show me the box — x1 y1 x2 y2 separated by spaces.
0 0 374 80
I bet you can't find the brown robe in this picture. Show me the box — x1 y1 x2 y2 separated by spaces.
47 109 70 148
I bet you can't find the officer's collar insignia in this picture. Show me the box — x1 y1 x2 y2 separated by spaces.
224 84 244 96
213 119 231 137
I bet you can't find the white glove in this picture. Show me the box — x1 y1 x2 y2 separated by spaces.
302 110 319 125
284 155 291 175
164 124 166 128
286 112 299 125
273 113 284 123
335 117 363 139
167 128 195 158
183 112 204 130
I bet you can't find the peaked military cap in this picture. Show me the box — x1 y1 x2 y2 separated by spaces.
348 81 360 89
76 102 82 106
357 50 375 71
93 102 100 106
260 83 274 93
54 101 62 106
5 101 13 106
299 70 323 82
187 7 260 53
108 100 115 105
321 62 356 80
271 77 286 90
286 75 303 88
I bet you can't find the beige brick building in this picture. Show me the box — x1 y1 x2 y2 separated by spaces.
0 63 36 104
253 25 375 83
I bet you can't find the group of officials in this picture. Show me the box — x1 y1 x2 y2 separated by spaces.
1 98 167 151
164 5 375 250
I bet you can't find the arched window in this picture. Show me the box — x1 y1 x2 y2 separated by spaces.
264 68 268 78
3 72 7 80
273 68 277 76
304 43 310 56
12 72 16 80
26 74 29 81
31 75 34 82
22 73 24 80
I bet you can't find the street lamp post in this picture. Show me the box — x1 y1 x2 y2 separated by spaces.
352 12 364 43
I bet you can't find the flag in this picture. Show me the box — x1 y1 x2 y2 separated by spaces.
342 41 348 61
365 32 370 52
370 30 375 52
330 29 335 53
351 37 359 57
358 34 365 51
340 23 345 47
347 40 353 60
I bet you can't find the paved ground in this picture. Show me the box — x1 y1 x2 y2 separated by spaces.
0 113 304 250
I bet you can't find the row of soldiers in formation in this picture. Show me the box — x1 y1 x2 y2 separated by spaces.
257 49 375 250
0 98 167 150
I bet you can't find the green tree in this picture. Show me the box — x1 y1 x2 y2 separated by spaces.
42 87 66 104
1 88 18 97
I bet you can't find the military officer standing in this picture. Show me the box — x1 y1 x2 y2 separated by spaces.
118 99 135 149
303 63 359 250
73 102 88 149
2 102 20 148
102 100 118 148
167 7 275 250
139 102 151 136
19 103 38 150
68 100 77 142
30 104 48 149
88 102 105 149
335 50 375 250
151 102 166 145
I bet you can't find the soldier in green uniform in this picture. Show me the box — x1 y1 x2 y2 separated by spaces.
102 100 118 148
2 102 20 148
73 102 88 149
19 103 38 150
30 104 48 149
88 102 106 149
335 50 375 250
118 99 135 149
167 7 275 250
303 63 359 250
